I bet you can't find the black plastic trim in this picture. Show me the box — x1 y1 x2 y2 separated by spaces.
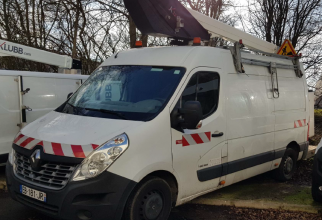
198 164 222 182
20 76 27 123
299 141 309 152
198 148 287 182
6 162 137 220
274 149 286 159
197 141 309 182
228 151 274 174
0 153 8 164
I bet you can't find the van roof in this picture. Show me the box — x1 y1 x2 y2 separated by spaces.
102 46 234 71
101 46 295 73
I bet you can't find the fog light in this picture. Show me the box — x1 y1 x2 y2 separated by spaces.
77 210 92 220
319 186 322 191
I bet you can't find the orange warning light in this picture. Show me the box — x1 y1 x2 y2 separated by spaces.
219 180 226 186
135 41 143 47
193 37 201 45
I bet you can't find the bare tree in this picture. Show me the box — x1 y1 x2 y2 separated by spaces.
240 0 322 97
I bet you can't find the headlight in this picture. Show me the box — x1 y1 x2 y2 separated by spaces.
72 133 129 181
8 148 15 165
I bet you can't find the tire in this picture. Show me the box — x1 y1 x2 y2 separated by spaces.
123 176 173 220
312 179 322 202
272 148 298 182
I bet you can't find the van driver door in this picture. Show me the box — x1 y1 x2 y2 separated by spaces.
170 67 227 201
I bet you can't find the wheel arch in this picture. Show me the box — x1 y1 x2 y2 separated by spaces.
286 141 300 154
143 170 178 207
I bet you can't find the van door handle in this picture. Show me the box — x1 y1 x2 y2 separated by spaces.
212 132 224 138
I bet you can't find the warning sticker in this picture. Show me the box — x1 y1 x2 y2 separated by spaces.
277 39 297 56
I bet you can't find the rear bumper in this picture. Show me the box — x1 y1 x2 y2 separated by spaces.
300 141 309 160
6 162 136 220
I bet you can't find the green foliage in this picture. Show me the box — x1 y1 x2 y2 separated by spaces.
309 110 322 145
315 109 322 120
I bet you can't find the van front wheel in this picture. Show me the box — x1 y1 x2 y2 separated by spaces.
272 148 298 182
123 176 172 220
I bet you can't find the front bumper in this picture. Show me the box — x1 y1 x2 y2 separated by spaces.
6 162 136 220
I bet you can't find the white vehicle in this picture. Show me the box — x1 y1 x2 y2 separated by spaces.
0 71 88 165
0 39 85 165
6 1 310 220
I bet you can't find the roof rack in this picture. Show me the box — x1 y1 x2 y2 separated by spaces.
230 41 303 78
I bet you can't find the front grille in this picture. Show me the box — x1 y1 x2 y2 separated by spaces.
14 151 77 190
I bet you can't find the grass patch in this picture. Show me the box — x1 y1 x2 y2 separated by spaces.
283 188 317 206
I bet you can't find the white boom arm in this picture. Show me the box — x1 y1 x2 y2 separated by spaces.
0 39 73 69
186 8 278 54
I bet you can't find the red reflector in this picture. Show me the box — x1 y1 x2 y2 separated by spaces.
193 37 201 45
307 119 310 141
135 41 143 47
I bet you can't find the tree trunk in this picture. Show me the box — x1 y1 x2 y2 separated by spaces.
141 34 148 47
129 15 137 48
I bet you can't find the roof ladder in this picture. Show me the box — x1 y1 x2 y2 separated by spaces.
230 42 303 78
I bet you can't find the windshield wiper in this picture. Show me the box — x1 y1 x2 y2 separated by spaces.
84 108 128 120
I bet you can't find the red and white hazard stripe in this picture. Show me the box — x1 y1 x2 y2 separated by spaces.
13 132 99 158
182 132 211 147
294 119 306 128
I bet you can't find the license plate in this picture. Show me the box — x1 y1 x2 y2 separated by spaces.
20 185 46 202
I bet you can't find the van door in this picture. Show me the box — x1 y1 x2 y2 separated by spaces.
274 68 307 157
22 77 81 123
171 68 227 200
225 66 275 186
0 75 20 159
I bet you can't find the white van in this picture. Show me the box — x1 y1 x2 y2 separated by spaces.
6 45 309 220
0 70 88 165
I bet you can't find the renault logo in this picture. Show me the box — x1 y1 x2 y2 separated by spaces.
30 149 42 171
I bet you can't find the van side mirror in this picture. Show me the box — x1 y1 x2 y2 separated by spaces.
171 101 203 130
67 93 73 100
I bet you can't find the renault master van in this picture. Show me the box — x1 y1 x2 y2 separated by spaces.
6 43 309 220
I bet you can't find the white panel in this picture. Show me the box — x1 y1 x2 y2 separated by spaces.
227 133 274 162
0 39 73 68
274 75 306 147
224 162 272 187
275 127 306 150
186 8 278 53
0 76 20 155
309 92 315 137
22 77 80 123
0 70 89 80
275 77 305 112
226 74 275 139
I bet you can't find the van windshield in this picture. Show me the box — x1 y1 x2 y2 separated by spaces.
58 65 185 121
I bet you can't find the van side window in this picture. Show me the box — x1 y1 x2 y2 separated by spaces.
180 72 219 119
